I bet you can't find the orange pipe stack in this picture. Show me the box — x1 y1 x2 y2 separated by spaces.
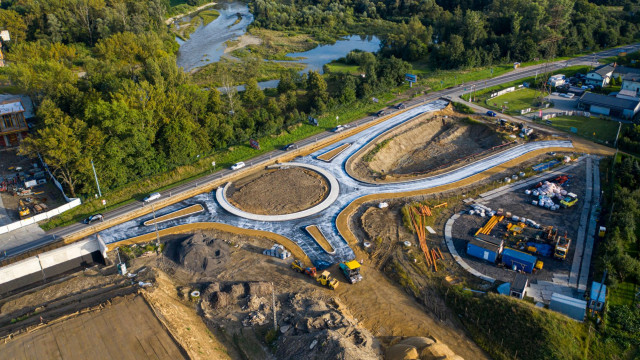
410 208 433 268
434 202 448 209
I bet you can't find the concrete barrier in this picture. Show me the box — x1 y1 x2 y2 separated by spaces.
0 198 81 235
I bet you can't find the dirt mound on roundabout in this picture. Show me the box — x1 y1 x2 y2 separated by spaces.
228 167 329 215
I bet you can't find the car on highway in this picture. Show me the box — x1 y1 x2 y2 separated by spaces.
332 124 350 132
283 143 296 151
143 192 161 202
486 111 497 117
376 110 387 117
83 214 104 224
395 103 406 109
231 162 245 170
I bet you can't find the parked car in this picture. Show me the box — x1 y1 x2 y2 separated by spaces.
83 214 104 224
486 111 497 117
231 162 246 170
143 192 161 202
283 143 296 151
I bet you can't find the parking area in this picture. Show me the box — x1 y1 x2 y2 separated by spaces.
0 149 66 225
544 93 579 112
451 160 586 285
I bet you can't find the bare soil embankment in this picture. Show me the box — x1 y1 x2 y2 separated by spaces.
228 167 328 215
347 107 509 183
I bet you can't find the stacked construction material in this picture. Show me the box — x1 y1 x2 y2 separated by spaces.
263 244 291 259
526 180 568 211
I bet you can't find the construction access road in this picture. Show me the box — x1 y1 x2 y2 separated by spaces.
2 43 637 261
98 100 574 264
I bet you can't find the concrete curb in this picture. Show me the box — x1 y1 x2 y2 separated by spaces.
216 162 340 222
444 213 496 283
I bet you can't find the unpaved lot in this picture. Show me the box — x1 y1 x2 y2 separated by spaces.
228 167 328 215
0 294 186 359
451 160 586 283
348 107 509 183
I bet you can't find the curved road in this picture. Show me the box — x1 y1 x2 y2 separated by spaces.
3 43 637 260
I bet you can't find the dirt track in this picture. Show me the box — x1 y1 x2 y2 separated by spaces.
228 167 328 215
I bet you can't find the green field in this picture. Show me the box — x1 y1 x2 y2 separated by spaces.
609 281 638 307
485 88 543 114
535 115 623 145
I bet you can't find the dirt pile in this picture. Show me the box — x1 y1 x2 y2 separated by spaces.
348 110 507 182
228 167 329 215
200 282 380 360
174 232 229 275
386 336 463 360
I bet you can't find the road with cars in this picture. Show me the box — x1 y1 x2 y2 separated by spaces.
2 43 638 260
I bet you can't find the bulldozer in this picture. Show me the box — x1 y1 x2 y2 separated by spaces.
291 259 317 277
316 271 339 290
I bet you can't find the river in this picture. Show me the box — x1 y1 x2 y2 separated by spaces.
176 1 381 89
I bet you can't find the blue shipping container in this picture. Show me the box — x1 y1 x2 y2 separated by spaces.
502 248 537 273
467 240 499 263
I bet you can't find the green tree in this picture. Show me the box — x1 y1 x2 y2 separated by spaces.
242 78 265 108
306 71 329 112
0 9 27 44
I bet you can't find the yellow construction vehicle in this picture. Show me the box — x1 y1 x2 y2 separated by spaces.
507 222 525 235
316 271 339 290
291 259 317 277
554 235 571 260
339 260 363 283
18 199 30 218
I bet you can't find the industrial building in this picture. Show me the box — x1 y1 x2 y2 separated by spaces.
578 92 640 119
549 293 587 321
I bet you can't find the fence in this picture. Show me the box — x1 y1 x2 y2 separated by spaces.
489 85 525 99
0 198 81 235
534 110 591 121
0 155 82 235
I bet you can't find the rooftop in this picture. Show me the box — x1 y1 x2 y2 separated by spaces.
475 234 504 247
512 273 529 292
551 292 587 308
590 64 616 77
590 281 606 302
614 65 640 77
0 101 24 116
468 238 502 253
579 92 640 110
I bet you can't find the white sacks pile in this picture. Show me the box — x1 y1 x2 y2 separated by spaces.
263 244 291 259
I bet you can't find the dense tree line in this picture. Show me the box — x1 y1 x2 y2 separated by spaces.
0 0 411 197
251 0 640 68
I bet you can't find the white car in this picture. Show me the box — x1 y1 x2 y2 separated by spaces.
231 162 245 170
144 192 161 202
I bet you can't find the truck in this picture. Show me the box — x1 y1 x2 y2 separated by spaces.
554 236 572 260
339 260 363 284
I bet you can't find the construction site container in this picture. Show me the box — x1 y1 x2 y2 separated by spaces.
475 234 504 250
501 248 537 273
467 239 500 263
549 293 586 321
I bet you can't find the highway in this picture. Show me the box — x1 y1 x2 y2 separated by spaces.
2 43 638 260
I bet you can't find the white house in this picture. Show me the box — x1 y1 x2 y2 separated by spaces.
622 74 640 95
585 64 616 87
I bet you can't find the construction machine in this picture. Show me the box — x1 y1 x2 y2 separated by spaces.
316 271 339 290
560 193 578 208
291 259 317 277
339 260 363 284
554 234 571 260
507 222 525 235
18 199 30 218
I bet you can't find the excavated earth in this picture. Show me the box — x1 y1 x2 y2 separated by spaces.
228 167 329 215
348 108 508 182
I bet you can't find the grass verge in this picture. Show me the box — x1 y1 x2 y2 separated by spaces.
533 115 625 145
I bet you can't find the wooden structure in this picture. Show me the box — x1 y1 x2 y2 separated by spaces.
0 100 28 148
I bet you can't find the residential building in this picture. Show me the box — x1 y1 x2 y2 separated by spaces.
622 74 640 95
613 65 640 80
0 100 28 147
578 92 640 119
548 74 566 87
585 64 616 87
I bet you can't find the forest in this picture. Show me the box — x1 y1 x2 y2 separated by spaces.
0 0 638 199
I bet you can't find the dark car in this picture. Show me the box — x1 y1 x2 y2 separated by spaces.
486 111 497 117
376 110 387 117
395 103 406 109
283 143 296 151
84 214 104 224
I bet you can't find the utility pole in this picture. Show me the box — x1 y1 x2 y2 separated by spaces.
91 159 102 197
151 204 161 246
271 282 277 331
